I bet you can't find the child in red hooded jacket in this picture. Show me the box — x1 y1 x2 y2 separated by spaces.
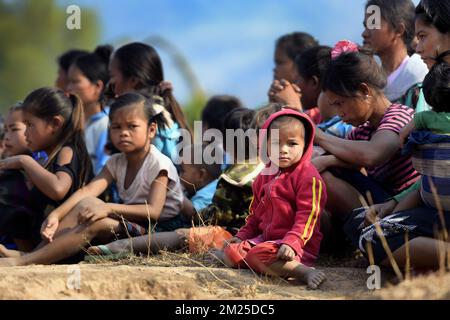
213 108 327 289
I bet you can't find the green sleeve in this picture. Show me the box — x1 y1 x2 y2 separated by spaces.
392 180 421 203
414 111 450 134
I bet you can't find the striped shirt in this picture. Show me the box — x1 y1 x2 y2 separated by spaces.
347 104 420 194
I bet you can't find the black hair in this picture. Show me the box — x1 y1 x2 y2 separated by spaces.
295 46 332 84
422 61 450 112
72 45 113 106
269 115 309 150
276 32 319 60
415 0 450 34
322 49 387 97
221 108 254 134
251 103 285 132
57 49 89 72
220 108 256 162
366 0 416 46
109 92 156 125
181 143 223 180
113 42 190 132
201 95 243 131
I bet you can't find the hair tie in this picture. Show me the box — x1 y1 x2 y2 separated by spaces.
159 81 173 94
331 40 359 59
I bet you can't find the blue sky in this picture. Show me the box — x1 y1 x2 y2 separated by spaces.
57 0 418 108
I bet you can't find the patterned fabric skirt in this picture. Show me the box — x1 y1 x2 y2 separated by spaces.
344 206 450 264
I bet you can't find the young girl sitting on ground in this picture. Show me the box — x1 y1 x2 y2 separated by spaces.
0 92 184 266
211 109 327 289
86 142 222 258
0 88 93 255
0 104 35 253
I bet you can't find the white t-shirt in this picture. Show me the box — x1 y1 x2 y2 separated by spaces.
105 147 184 220
384 54 429 102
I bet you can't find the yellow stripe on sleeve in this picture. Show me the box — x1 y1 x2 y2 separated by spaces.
305 179 322 244
301 177 317 242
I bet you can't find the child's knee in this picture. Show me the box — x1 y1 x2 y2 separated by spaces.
223 244 244 268
76 197 103 211
86 218 119 239
245 243 278 272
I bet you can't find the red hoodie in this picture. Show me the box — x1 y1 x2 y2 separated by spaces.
236 109 327 260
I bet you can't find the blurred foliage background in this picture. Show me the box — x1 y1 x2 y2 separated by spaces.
0 0 99 111
0 0 205 125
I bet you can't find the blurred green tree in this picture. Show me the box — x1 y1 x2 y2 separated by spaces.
0 0 100 112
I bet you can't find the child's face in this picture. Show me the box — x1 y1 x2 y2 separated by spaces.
23 111 59 153
179 162 202 196
268 121 305 169
3 110 28 157
67 65 102 106
109 105 156 154
324 90 370 127
273 47 297 83
109 57 137 96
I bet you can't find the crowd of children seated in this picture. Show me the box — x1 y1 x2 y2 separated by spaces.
0 0 449 290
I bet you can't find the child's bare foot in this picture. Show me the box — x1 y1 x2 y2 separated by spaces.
86 239 132 256
204 249 226 266
0 244 22 258
0 257 19 267
301 268 327 290
291 264 326 289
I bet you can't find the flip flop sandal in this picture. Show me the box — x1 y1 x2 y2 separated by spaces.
84 245 133 262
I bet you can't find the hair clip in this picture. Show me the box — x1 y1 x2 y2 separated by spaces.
331 40 359 59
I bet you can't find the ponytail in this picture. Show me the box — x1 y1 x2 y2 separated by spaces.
158 84 191 133
113 42 192 134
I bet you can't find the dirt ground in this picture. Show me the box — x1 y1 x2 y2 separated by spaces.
0 252 449 300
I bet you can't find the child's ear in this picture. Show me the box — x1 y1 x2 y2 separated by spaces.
148 122 157 139
395 23 406 40
94 80 105 95
50 115 65 132
359 83 371 98
311 76 320 90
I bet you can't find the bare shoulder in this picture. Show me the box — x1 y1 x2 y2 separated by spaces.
56 146 74 166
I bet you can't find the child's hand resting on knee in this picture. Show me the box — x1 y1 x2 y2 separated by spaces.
77 203 112 224
277 244 296 261
41 214 60 242
225 236 242 246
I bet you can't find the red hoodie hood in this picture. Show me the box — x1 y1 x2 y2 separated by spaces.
259 108 315 170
